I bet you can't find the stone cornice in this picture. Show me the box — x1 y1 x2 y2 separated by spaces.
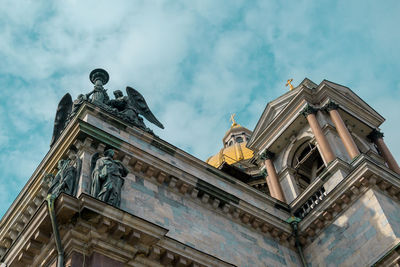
2 193 237 267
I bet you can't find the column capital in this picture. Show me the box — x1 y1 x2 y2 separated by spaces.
367 129 384 142
324 100 339 112
300 104 318 117
260 150 275 160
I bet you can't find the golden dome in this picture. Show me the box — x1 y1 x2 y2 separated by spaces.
206 141 254 168
206 114 254 168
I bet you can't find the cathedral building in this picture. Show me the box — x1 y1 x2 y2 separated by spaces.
0 70 400 267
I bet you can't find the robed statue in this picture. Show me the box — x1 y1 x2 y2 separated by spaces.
45 158 80 197
90 149 128 207
50 69 164 147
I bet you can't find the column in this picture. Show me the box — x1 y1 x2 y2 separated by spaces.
260 150 286 202
74 137 97 197
368 129 400 175
325 101 360 159
301 104 336 163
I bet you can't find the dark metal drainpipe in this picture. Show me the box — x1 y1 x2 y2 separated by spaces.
46 194 64 267
288 217 308 267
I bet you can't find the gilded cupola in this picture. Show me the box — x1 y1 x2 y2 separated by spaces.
206 114 254 168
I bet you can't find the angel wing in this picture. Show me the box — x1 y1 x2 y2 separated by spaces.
126 86 164 129
50 93 73 147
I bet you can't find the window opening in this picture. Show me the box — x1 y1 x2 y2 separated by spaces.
292 142 325 193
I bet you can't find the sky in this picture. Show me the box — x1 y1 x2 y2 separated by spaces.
0 0 400 217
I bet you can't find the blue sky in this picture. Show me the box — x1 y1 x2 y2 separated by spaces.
1 0 399 217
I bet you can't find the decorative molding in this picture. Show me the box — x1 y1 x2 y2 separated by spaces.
260 150 275 160
323 100 339 112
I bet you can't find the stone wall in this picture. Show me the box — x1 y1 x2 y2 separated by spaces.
304 188 400 266
121 173 300 267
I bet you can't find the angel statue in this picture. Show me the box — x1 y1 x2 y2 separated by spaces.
109 87 164 132
50 69 164 147
90 149 128 207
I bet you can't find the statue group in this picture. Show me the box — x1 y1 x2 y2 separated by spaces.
50 69 164 147
47 70 136 207
90 149 128 207
45 149 128 208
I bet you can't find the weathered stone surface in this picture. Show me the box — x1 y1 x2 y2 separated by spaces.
304 189 400 266
121 174 299 266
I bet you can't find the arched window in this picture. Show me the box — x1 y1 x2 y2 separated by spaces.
292 141 325 192
236 137 243 143
228 140 233 146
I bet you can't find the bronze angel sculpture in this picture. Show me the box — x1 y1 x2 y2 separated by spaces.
109 87 164 130
50 69 164 147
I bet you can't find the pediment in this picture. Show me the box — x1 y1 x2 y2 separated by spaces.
318 80 383 121
249 78 316 149
248 78 384 152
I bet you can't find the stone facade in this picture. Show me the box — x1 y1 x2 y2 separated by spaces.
1 77 400 267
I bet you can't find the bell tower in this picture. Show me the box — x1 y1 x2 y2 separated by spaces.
248 78 400 266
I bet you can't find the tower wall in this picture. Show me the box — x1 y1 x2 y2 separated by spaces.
304 188 400 266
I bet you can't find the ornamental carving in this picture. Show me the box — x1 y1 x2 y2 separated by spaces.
324 100 339 112
260 150 275 160
300 104 318 117
367 129 384 142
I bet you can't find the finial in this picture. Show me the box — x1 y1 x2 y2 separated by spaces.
90 68 109 86
286 78 294 90
230 113 237 127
